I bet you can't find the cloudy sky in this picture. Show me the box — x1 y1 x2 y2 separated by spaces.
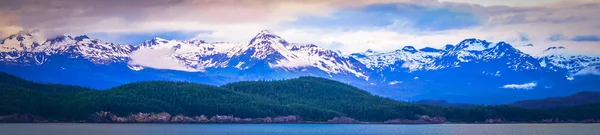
1 0 599 55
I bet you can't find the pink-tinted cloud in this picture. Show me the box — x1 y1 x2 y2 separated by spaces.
0 0 599 55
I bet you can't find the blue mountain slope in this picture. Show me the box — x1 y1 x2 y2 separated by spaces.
1 31 599 104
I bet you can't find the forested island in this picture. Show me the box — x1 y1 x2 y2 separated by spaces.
1 72 600 124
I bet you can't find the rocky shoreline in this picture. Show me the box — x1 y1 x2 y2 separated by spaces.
1 112 599 124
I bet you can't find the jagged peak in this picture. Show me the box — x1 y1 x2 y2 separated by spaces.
229 30 296 60
443 44 454 50
290 44 318 51
185 39 207 44
74 35 90 41
2 31 36 42
457 38 490 46
254 29 278 38
452 38 495 51
47 35 75 43
258 29 273 34
152 37 168 41
459 38 488 43
492 42 520 52
0 31 41 52
541 46 569 56
401 46 418 53
366 49 375 53
139 37 170 47
303 44 318 48
419 47 444 52
495 41 511 47
249 30 289 46
545 46 567 52
46 34 106 44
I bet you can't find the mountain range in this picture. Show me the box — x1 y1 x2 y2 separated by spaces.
414 91 600 109
512 91 600 109
1 30 599 104
2 71 600 123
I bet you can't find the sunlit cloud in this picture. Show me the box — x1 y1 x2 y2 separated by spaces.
0 0 599 55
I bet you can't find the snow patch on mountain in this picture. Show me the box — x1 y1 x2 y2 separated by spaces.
1 30 599 81
1 32 133 64
442 39 497 63
127 65 144 71
574 67 600 76
0 32 39 52
35 35 134 64
129 46 204 72
539 46 600 73
278 43 367 78
132 37 240 70
350 46 444 71
123 30 369 78
232 30 293 60
430 39 540 71
452 38 496 51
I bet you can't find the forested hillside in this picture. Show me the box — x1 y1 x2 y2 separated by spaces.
512 91 600 109
1 72 600 123
222 77 440 121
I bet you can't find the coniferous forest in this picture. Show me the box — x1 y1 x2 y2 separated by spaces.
1 72 600 123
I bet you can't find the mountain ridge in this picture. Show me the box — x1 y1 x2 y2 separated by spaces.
2 71 600 123
1 30 599 104
512 91 600 109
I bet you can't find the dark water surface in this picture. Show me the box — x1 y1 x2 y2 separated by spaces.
1 123 599 135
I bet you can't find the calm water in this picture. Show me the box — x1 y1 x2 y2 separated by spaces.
1 123 599 135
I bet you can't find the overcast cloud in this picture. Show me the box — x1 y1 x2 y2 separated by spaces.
0 0 599 55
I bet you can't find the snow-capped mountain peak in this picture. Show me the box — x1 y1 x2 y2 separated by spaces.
401 46 418 53
123 30 368 78
430 39 544 72
350 45 445 71
539 46 600 73
443 44 454 51
185 39 207 44
419 47 444 53
232 29 296 60
0 32 40 52
545 46 566 51
1 30 599 85
140 37 170 47
442 39 515 60
249 29 289 46
453 38 495 51
3 30 600 104
74 35 90 41
542 46 567 54
0 33 134 65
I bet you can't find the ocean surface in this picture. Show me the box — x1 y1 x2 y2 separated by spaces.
1 123 599 135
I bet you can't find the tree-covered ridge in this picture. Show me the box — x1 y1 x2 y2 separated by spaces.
0 72 93 94
71 81 340 120
1 73 600 123
0 75 340 121
222 76 440 121
512 91 600 109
